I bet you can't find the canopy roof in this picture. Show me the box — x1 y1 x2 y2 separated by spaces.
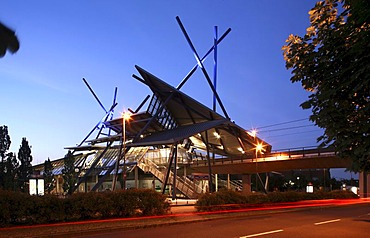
100 66 271 157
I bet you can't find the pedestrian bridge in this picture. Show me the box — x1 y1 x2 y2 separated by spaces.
188 147 369 198
188 147 352 174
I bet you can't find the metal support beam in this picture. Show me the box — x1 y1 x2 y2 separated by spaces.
176 16 230 120
177 27 231 90
135 95 151 113
161 145 176 195
205 130 213 193
83 78 108 113
172 143 178 200
213 26 218 112
133 92 175 142
75 102 117 149
72 140 114 193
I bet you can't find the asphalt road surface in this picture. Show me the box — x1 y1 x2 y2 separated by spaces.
77 204 370 238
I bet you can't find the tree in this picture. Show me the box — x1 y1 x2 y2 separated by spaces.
282 0 370 172
0 21 20 58
0 125 12 189
43 158 55 194
18 137 33 192
62 151 77 195
0 125 11 160
2 152 19 191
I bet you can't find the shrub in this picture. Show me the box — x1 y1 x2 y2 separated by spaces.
195 189 359 212
195 193 225 211
110 189 140 217
136 189 170 216
0 190 33 225
0 189 170 227
66 192 114 220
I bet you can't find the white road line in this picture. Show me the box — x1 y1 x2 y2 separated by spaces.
240 229 284 238
314 219 341 225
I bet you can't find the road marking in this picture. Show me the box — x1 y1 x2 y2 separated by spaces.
314 219 341 225
240 229 284 238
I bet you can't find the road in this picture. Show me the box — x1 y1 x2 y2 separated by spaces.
77 203 370 238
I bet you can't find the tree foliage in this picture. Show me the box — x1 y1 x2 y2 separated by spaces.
282 0 370 172
43 158 55 194
18 137 33 192
62 151 77 195
0 125 11 160
0 21 20 58
0 125 12 190
2 152 19 190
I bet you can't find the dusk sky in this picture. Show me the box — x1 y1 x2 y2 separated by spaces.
1 1 354 179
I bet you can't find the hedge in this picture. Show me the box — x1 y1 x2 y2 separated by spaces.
0 189 170 227
195 189 359 212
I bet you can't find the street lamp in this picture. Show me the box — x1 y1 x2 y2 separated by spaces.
122 111 131 190
255 141 264 192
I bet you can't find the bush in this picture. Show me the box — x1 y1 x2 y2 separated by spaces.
0 189 170 227
0 190 33 225
195 189 359 212
110 189 139 217
37 195 66 223
137 189 170 216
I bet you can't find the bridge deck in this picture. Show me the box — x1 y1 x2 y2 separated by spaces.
189 150 352 174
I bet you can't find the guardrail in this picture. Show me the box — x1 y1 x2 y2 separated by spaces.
190 146 337 167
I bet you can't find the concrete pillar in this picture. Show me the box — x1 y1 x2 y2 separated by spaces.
227 174 230 190
215 174 218 192
56 175 60 195
241 174 251 195
134 166 139 188
359 172 370 198
96 175 99 190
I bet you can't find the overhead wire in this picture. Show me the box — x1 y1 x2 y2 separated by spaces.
255 118 309 130
258 124 315 133
246 117 322 148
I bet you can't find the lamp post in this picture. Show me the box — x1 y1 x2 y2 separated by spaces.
122 112 131 190
255 142 265 192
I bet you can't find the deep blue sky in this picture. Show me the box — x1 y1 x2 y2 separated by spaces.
0 1 354 179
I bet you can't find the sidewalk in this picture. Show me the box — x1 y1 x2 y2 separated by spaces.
1 198 369 238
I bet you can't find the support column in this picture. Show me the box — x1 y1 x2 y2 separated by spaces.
215 174 218 192
172 143 178 200
56 175 60 195
134 166 139 188
227 174 230 190
241 174 251 195
359 172 370 198
265 173 269 192
96 175 99 190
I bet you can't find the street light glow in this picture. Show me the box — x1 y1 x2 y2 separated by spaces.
256 143 264 153
122 111 131 121
247 129 257 138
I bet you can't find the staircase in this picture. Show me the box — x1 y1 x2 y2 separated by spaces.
212 174 242 191
137 157 204 199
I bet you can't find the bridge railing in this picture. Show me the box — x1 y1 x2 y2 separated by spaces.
190 146 337 167
269 146 336 159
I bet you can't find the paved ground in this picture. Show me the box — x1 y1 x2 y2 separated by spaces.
0 198 369 238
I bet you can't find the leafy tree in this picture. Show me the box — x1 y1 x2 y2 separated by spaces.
62 151 77 195
0 125 12 189
282 0 370 172
0 125 11 160
44 158 55 194
0 21 20 57
18 137 33 192
2 152 19 191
